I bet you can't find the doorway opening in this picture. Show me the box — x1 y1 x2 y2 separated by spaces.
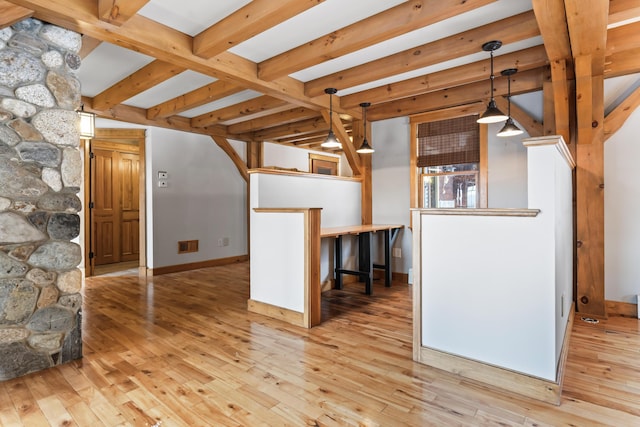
83 128 147 277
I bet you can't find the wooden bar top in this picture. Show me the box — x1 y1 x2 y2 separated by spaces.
320 224 403 238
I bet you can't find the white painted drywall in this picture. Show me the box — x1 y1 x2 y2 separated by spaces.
262 142 342 173
605 106 640 304
372 117 412 274
250 211 305 312
487 121 529 208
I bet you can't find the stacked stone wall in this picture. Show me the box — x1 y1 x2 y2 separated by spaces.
0 19 83 381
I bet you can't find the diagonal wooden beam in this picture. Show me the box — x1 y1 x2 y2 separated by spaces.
258 0 496 81
368 67 547 121
210 136 249 182
306 11 540 98
191 96 291 128
194 0 323 58
147 80 243 120
341 45 548 109
93 60 186 110
227 107 320 134
0 0 32 28
604 84 640 141
8 0 356 117
493 96 543 137
98 0 150 26
320 109 361 176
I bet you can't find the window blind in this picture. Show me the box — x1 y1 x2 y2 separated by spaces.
417 115 479 167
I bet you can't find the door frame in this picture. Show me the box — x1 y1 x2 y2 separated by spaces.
83 128 147 277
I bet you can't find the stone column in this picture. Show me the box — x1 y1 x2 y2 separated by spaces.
0 19 83 381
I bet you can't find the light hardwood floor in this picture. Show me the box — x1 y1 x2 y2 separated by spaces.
1 262 639 426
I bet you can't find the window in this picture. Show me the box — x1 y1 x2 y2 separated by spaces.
309 153 339 175
410 111 488 210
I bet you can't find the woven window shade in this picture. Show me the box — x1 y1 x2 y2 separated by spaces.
417 115 479 167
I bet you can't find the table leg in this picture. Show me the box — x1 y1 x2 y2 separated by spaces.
384 229 391 287
359 232 373 295
334 235 343 290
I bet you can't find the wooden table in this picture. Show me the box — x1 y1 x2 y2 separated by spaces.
321 224 403 295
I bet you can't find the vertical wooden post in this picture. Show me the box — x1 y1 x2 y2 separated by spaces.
353 118 372 224
575 55 606 317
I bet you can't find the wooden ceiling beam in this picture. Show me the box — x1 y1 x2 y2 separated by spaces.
0 0 32 29
93 60 186 110
608 0 640 26
252 117 331 141
82 96 233 139
607 20 640 54
258 0 496 81
341 45 548 109
98 0 150 26
531 0 571 62
78 35 101 58
227 107 320 134
147 80 243 120
191 96 291 128
305 10 540 98
565 0 609 75
193 0 323 59
367 67 547 121
8 0 358 117
605 46 640 77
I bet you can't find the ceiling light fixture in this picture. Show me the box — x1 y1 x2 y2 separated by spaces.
77 104 95 139
356 102 374 154
497 68 523 137
321 88 341 149
477 40 508 124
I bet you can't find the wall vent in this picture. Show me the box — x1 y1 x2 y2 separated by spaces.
178 240 199 254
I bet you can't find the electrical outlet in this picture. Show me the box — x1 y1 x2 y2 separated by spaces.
222 237 229 246
393 247 402 258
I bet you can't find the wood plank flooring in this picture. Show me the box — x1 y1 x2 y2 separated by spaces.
1 262 639 426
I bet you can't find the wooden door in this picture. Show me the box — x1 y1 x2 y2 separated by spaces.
91 143 140 266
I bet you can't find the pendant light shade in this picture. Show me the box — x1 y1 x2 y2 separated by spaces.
321 88 342 149
497 68 523 137
356 102 374 154
477 40 508 124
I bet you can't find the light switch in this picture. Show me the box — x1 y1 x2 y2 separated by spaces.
158 171 168 179
158 180 168 188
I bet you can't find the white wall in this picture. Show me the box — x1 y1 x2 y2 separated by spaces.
263 142 350 176
605 107 640 304
94 119 247 268
372 117 413 274
487 121 529 208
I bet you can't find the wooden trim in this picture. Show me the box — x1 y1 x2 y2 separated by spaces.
247 299 305 328
308 153 339 169
138 134 147 276
413 208 540 217
254 207 322 213
411 210 423 361
248 167 361 182
606 300 638 318
410 118 418 211
82 138 92 277
523 135 576 169
148 255 249 276
479 123 488 208
306 208 322 327
0 1 33 29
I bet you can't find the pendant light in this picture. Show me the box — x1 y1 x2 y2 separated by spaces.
356 102 374 154
497 68 523 137
477 40 508 124
321 87 341 148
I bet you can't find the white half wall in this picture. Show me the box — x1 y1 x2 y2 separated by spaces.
605 107 640 304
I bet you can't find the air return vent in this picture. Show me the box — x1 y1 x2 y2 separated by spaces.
178 240 199 254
